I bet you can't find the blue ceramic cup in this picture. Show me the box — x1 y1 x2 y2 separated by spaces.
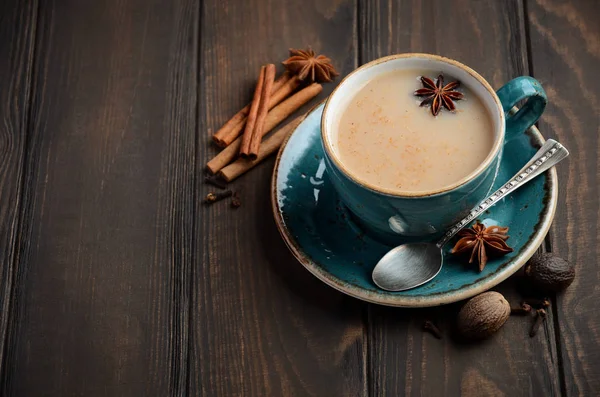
321 54 547 242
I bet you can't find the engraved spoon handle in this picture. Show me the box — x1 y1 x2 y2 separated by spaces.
436 139 569 249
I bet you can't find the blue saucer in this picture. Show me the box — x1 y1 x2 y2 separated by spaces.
271 103 557 307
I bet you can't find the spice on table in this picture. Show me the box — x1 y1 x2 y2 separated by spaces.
522 297 551 308
282 47 339 83
219 115 304 182
524 253 575 292
204 174 228 189
212 72 296 147
510 302 533 315
214 76 301 148
244 63 276 159
414 74 464 116
457 291 511 340
268 76 302 107
451 220 513 271
239 65 269 159
240 63 275 160
240 64 277 159
206 83 323 174
231 192 241 208
422 320 442 339
204 190 233 204
529 308 547 337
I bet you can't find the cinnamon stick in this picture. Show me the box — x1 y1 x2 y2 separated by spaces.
214 75 301 147
239 65 266 157
206 83 323 174
219 115 304 182
240 64 276 159
270 71 291 94
212 72 291 146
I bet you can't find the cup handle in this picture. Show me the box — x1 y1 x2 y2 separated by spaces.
496 76 547 137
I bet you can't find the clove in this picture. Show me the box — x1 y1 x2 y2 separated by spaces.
204 190 233 204
205 175 228 190
423 320 442 339
529 308 547 337
511 302 533 315
231 191 241 208
523 297 551 308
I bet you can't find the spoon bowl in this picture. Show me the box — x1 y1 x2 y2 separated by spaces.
372 243 442 291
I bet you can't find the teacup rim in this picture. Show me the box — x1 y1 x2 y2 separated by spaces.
321 53 506 198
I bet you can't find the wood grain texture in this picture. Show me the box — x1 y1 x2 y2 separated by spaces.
0 0 38 379
526 0 600 395
192 0 366 396
0 0 596 395
1 0 198 395
360 1 561 395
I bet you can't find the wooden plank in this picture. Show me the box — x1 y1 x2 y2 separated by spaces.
359 1 562 395
526 0 600 395
0 0 38 379
192 0 366 396
1 0 198 395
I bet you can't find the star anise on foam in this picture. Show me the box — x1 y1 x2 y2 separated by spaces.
282 47 339 83
451 221 514 271
414 74 464 116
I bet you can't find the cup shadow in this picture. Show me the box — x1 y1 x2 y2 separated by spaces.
258 183 366 314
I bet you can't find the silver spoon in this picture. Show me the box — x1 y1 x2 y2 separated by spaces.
372 139 569 292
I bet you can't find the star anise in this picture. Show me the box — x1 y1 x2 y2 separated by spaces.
414 74 464 116
451 221 514 271
282 47 339 83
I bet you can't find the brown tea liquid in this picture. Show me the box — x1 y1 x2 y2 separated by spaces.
335 69 495 192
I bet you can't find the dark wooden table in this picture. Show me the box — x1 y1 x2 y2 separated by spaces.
1 0 598 396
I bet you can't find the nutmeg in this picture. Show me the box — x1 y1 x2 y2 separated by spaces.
457 291 511 340
524 253 575 292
